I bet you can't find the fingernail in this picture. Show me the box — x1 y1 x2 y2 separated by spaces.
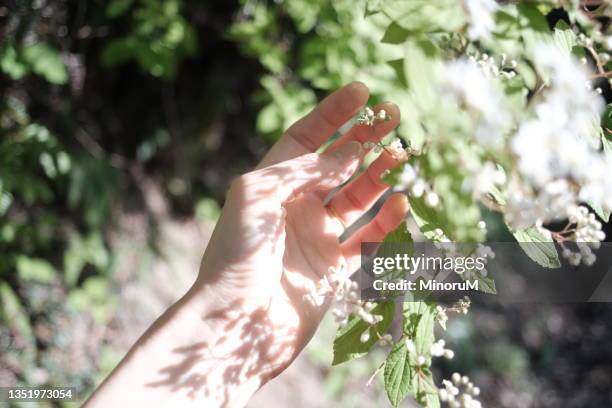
330 141 362 161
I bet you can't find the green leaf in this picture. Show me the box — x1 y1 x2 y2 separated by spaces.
409 196 448 241
332 302 395 365
513 227 561 268
403 39 441 112
384 340 418 407
403 301 436 357
384 221 412 244
387 58 408 87
602 104 612 132
381 22 411 44
471 274 497 294
518 4 552 60
383 301 439 407
0 42 28 80
589 203 610 223
16 255 56 283
552 21 577 55
21 43 68 84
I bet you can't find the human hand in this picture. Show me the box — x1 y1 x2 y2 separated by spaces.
84 82 409 408
191 82 409 388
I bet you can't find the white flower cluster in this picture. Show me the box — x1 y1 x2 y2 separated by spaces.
442 59 511 150
560 205 605 266
439 373 481 408
430 339 455 359
464 0 497 41
395 163 440 207
469 52 517 79
435 296 471 330
509 44 610 231
405 337 454 366
357 106 390 126
305 265 392 344
464 161 507 200
365 137 409 161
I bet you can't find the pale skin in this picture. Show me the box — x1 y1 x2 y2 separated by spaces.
84 82 409 407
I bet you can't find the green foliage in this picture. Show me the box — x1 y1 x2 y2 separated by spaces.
0 41 68 84
230 0 612 405
384 301 439 407
102 0 197 78
512 228 561 269
0 95 117 389
333 302 395 365
16 256 56 284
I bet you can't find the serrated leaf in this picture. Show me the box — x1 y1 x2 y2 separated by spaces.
553 22 576 55
384 301 439 407
472 274 497 294
332 302 395 365
513 227 561 268
403 301 436 357
384 340 417 406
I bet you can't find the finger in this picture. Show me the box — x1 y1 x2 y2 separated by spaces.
238 141 363 205
341 193 409 272
327 150 401 227
257 82 369 169
324 102 400 153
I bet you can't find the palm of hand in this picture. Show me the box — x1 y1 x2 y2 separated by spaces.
196 82 407 382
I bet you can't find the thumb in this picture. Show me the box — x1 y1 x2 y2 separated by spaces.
237 141 363 204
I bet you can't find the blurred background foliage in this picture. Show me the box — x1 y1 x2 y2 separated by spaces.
1 0 612 407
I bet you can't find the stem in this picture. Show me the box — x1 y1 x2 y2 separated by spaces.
366 361 386 387
585 43 606 75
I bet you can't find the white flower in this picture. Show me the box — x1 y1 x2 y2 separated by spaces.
431 339 455 359
465 161 506 198
405 338 416 354
440 373 482 407
442 59 511 149
411 180 426 197
510 44 609 224
465 0 498 40
396 164 417 189
425 191 440 207
430 339 446 356
305 264 386 328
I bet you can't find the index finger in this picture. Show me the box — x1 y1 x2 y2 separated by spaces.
256 82 369 169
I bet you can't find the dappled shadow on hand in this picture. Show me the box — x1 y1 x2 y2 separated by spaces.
145 301 298 407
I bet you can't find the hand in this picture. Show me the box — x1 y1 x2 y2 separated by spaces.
84 82 409 408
